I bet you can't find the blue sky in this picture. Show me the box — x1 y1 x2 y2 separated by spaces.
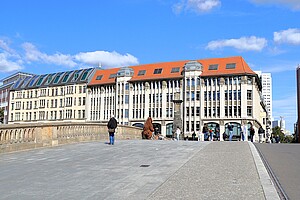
0 0 299 132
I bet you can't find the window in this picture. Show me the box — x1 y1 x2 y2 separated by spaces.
109 74 116 79
72 72 80 81
226 63 236 69
53 74 62 84
125 95 129 104
138 70 146 76
36 75 46 86
247 90 252 100
62 73 71 83
247 106 252 116
171 67 180 73
154 68 162 74
208 64 218 70
81 72 88 81
96 75 103 80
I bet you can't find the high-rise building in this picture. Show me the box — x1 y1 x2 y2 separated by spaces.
255 71 272 121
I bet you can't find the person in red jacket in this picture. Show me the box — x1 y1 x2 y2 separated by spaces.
142 117 154 139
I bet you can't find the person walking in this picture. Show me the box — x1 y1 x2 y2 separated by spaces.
176 127 181 141
107 115 118 145
209 129 214 141
249 125 255 142
202 123 209 141
258 126 264 143
228 123 234 141
241 122 247 141
197 130 202 141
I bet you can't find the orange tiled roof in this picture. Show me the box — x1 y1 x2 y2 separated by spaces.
88 56 255 86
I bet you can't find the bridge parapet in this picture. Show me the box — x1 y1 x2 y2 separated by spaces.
0 122 142 153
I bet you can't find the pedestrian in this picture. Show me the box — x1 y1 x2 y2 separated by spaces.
197 130 202 141
215 125 220 141
249 125 255 142
228 123 234 141
192 131 196 141
142 117 154 139
202 123 209 141
241 122 247 141
107 115 118 145
258 126 264 143
209 129 214 141
176 127 181 141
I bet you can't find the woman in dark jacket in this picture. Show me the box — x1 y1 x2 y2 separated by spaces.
107 116 118 145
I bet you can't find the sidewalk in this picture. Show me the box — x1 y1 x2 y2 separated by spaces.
0 140 278 200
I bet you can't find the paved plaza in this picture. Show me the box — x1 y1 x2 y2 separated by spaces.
0 140 279 200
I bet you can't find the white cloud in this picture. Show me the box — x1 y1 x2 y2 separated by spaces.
0 53 23 73
0 40 23 72
74 51 139 68
274 28 300 45
0 37 140 74
22 42 77 67
251 0 300 10
173 0 221 14
206 36 267 51
0 39 15 54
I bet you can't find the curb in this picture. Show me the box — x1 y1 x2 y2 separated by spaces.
249 142 280 200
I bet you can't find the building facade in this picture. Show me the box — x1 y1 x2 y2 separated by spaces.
255 71 272 121
0 72 34 124
87 56 268 141
8 68 96 124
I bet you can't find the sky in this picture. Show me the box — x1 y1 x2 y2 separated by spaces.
0 0 299 132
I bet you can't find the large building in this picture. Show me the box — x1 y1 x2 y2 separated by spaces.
87 56 268 141
6 56 268 142
8 68 96 123
0 72 34 124
255 71 272 121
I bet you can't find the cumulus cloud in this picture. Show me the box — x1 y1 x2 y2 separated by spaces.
0 53 23 72
274 28 300 45
173 0 221 14
251 0 300 10
0 39 23 72
206 36 267 51
74 51 139 68
22 42 77 67
0 38 139 73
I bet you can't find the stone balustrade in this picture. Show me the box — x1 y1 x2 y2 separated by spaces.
0 122 142 153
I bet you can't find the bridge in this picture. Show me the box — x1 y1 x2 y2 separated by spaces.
0 128 282 200
0 123 142 153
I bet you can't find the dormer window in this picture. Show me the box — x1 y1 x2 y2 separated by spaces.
208 64 218 70
109 73 117 79
138 70 146 76
226 63 236 69
171 67 180 73
96 75 103 80
154 68 162 74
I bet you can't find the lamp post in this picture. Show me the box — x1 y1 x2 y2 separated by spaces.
173 87 183 140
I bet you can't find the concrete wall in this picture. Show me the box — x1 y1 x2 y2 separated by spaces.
0 122 142 153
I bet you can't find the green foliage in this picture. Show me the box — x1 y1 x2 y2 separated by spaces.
272 126 295 143
272 126 285 142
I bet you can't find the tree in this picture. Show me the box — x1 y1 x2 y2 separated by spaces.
272 126 285 143
0 108 4 124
